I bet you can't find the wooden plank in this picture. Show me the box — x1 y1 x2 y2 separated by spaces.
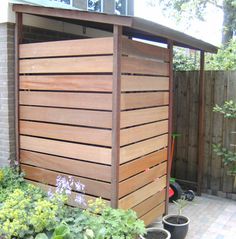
120 134 168 164
121 57 169 76
119 175 166 209
132 190 165 218
20 136 111 165
121 75 169 92
20 106 112 129
140 202 165 226
119 148 167 181
20 121 112 147
20 91 112 110
121 106 168 128
20 150 111 182
111 25 122 208
20 75 113 92
20 37 113 58
120 120 168 146
119 162 167 197
122 38 169 62
26 180 110 208
121 92 169 110
21 164 111 199
20 56 113 74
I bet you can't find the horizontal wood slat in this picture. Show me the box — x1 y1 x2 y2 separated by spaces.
20 56 113 74
20 150 111 182
119 148 167 181
122 38 169 62
121 92 169 110
120 120 168 146
20 136 111 165
121 75 169 92
20 106 112 128
119 175 166 209
119 162 167 198
27 180 110 208
140 202 165 225
20 91 112 110
132 189 166 217
21 165 111 199
121 57 169 76
20 75 113 92
121 106 168 128
20 121 112 146
20 37 113 58
120 134 168 164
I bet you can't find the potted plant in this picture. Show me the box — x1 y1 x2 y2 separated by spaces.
140 227 171 239
162 198 190 239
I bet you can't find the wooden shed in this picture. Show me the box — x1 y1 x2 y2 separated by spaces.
13 4 217 225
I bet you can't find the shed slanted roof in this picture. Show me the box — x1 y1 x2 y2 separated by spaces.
12 3 218 53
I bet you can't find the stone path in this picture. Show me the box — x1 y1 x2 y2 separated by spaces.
151 194 236 239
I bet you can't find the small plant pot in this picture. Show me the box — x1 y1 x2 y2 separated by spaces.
162 215 190 239
140 227 171 239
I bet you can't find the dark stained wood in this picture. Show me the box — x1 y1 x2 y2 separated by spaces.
20 75 113 92
119 149 167 181
20 150 111 182
165 40 173 215
15 12 23 166
20 56 113 74
197 50 205 196
20 106 112 129
19 37 113 58
111 25 122 208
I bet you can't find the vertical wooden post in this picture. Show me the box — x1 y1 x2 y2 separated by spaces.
111 25 122 208
165 40 174 214
197 50 205 196
15 12 23 167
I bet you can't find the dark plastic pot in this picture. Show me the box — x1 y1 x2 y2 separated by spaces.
162 215 190 239
140 228 171 239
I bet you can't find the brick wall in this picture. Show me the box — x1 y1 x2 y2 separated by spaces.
0 23 15 167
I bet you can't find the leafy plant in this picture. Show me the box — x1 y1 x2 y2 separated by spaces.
173 198 189 223
213 100 236 118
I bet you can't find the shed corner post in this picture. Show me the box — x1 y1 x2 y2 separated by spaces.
15 12 23 168
197 50 205 196
165 39 174 215
111 24 122 208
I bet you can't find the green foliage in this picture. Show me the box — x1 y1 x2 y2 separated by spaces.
0 167 26 203
173 198 189 216
63 198 146 239
0 183 66 239
213 100 236 118
173 48 199 71
206 40 236 70
213 144 236 175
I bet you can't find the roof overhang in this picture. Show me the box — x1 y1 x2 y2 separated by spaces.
12 3 218 53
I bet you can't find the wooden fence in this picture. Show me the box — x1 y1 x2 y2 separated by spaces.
172 71 236 198
18 36 170 225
